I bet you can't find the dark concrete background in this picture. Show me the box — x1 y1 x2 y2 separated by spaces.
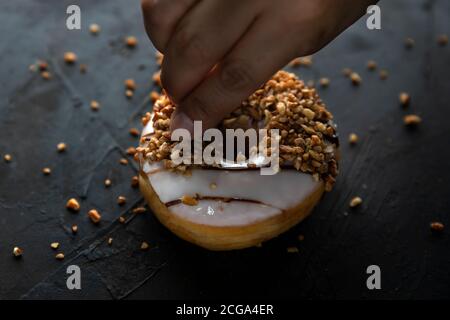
0 0 449 299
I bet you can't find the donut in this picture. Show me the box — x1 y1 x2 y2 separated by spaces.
137 71 339 250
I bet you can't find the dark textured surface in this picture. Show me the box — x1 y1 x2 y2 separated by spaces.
0 0 449 300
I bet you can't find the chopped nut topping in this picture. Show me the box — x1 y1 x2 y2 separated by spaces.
437 34 448 46
42 167 51 175
319 77 330 88
57 142 67 152
126 146 137 155
108 237 113 245
132 207 147 214
55 253 65 260
140 241 150 250
129 127 140 137
117 196 127 206
367 60 377 71
379 70 388 80
4 154 12 162
287 247 299 253
404 114 421 126
50 242 60 250
13 247 23 257
131 176 139 188
64 52 77 64
399 92 410 107
41 71 51 80
90 100 100 111
125 89 134 99
119 158 129 165
430 221 444 232
349 196 363 208
88 209 101 224
119 216 126 224
181 195 198 206
124 78 136 91
350 72 361 85
104 179 112 187
125 36 138 48
66 198 80 212
404 37 415 49
71 225 78 234
89 23 100 34
349 133 358 145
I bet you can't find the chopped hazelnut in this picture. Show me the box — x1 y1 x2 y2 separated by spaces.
55 253 65 260
319 77 330 88
71 225 78 234
181 195 198 206
125 89 134 99
349 196 363 208
131 175 139 188
150 91 160 102
50 242 60 250
437 34 448 46
379 70 388 80
108 237 113 245
119 216 126 224
13 247 23 257
140 241 149 250
350 72 361 86
64 52 77 64
42 167 51 175
132 207 147 214
104 179 112 187
88 209 101 224
210 183 217 190
89 23 100 35
152 71 161 87
90 100 100 111
399 92 410 107
124 78 136 91
4 154 12 162
125 36 138 48
66 198 80 212
349 133 359 145
38 60 48 71
126 146 136 155
57 142 67 152
117 196 127 206
367 60 377 71
119 158 128 165
403 114 421 126
129 128 140 137
430 221 444 232
41 71 51 80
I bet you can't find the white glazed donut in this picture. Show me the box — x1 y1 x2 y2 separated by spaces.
138 71 339 250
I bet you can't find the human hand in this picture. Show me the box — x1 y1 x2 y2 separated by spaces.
142 0 375 132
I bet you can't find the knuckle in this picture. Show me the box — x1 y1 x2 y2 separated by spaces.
173 29 208 64
218 59 255 94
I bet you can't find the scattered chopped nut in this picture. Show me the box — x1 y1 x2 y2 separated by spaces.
126 146 136 155
104 179 112 187
119 216 126 224
181 195 198 206
379 69 388 80
117 196 127 206
437 34 448 46
41 71 51 80
55 253 65 260
399 92 410 107
404 37 415 49
89 23 100 35
132 207 147 214
42 167 51 175
349 133 359 145
129 127 140 137
367 60 377 71
125 89 134 99
57 142 67 152
38 60 48 71
71 225 78 234
287 247 299 253
66 198 80 212
430 221 444 232
289 56 312 67
88 209 101 224
4 154 12 162
404 114 421 126
64 52 77 64
349 196 363 208
50 242 60 250
140 241 149 250
108 237 113 245
155 51 164 65
125 36 138 48
13 247 23 258
350 72 361 85
152 70 161 87
319 77 330 88
342 68 352 77
124 78 136 91
90 100 100 111
131 176 139 188
119 158 129 165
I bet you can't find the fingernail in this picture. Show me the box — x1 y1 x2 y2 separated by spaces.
170 110 194 135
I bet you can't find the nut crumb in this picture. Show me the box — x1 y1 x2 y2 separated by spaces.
379 70 388 80
350 72 361 86
133 207 147 214
210 183 217 190
50 242 60 250
104 179 112 187
124 78 136 91
64 52 77 64
129 128 140 137
404 37 415 49
125 36 138 48
399 92 410 107
90 100 100 111
367 60 377 71
125 89 134 99
430 221 444 232
131 176 139 188
120 158 129 165
404 114 421 126
181 195 198 206
437 34 448 46
117 196 127 206
88 209 101 224
55 253 65 260
13 247 23 258
71 225 78 234
66 198 80 212
42 167 51 175
150 91 160 102
108 237 113 245
119 216 126 224
4 154 12 162
319 77 330 88
349 196 363 208
349 133 359 145
140 241 150 250
89 23 100 35
57 142 67 152
41 71 51 80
